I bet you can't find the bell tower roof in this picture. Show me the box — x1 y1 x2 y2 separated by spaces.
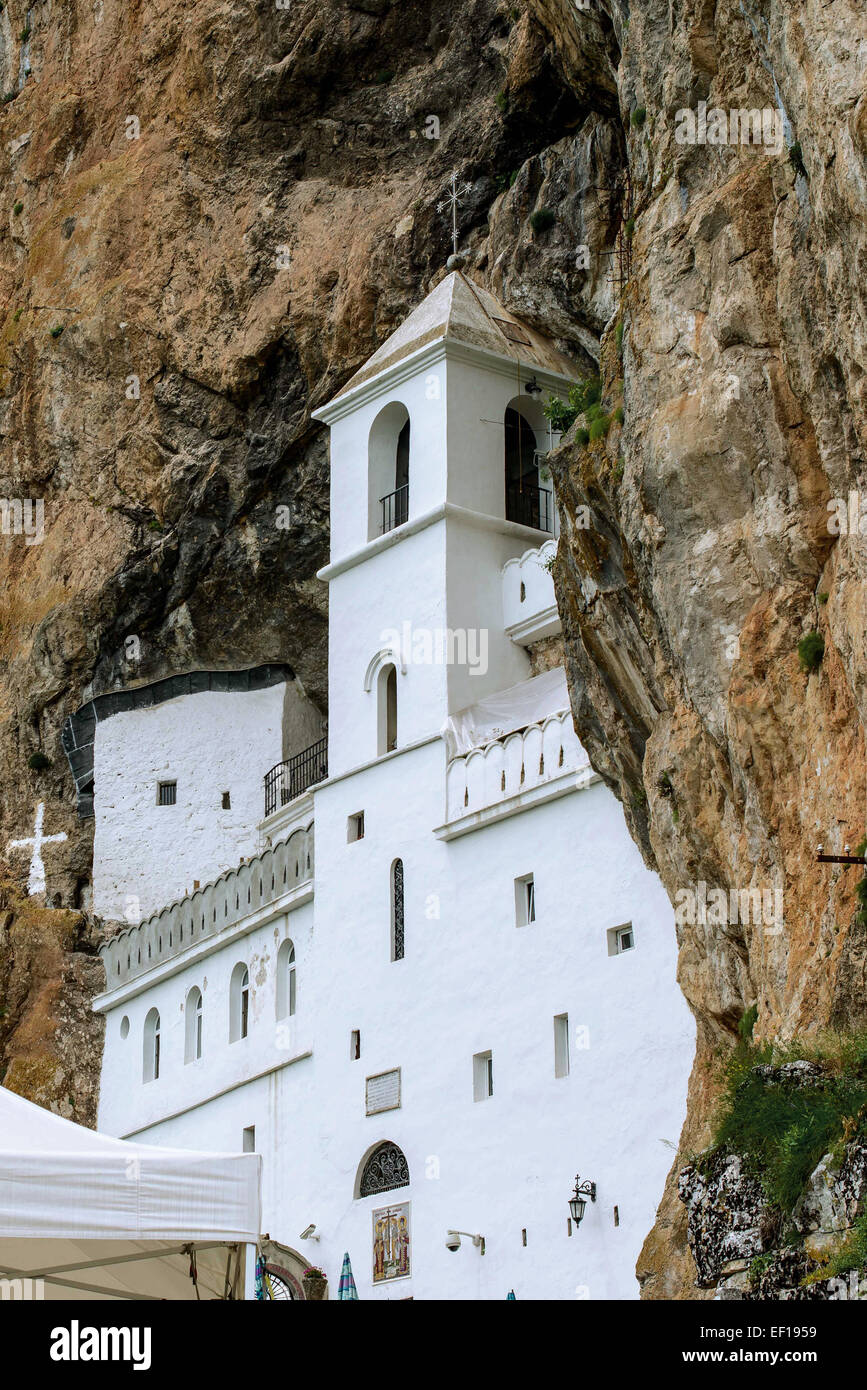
329 271 579 405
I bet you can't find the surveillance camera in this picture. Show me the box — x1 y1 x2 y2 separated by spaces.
299 1224 317 1240
445 1231 461 1253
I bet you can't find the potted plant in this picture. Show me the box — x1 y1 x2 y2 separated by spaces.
302 1265 327 1300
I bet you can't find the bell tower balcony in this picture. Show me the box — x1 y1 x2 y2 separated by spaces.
502 541 561 646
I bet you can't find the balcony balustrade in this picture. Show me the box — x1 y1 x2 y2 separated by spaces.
445 709 588 823
100 825 314 990
380 484 409 534
264 737 328 817
502 540 560 645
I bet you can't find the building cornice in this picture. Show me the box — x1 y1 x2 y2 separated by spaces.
311 337 576 425
317 503 553 583
505 604 562 646
434 765 601 841
309 733 443 794
119 1048 313 1139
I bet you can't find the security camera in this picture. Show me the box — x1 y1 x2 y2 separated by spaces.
299 1224 318 1240
445 1231 461 1253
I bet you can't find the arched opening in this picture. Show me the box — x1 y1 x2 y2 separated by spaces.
185 986 203 1064
143 1008 160 1083
230 962 250 1043
276 939 296 1020
504 403 551 531
391 858 405 961
356 1140 410 1199
377 663 398 756
368 402 410 539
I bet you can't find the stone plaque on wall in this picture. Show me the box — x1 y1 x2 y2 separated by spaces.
365 1068 401 1115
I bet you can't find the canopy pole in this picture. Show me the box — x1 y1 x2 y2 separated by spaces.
244 1243 259 1301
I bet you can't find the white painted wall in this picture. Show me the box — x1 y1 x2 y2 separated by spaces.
322 341 569 781
97 744 694 1302
326 525 449 779
327 367 448 563
92 685 289 922
93 308 693 1303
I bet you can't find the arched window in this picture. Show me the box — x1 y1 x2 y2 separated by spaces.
391 858 405 961
505 405 548 530
276 939 296 1020
230 962 250 1042
358 1141 410 1198
185 986 203 1064
143 1008 160 1083
368 402 410 538
377 663 398 756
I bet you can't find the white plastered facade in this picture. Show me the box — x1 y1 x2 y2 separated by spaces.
94 274 695 1300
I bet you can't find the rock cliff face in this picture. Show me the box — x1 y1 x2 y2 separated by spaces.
544 0 867 1296
679 1062 867 1299
0 0 865 1296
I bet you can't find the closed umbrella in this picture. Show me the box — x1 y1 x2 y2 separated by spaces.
338 1251 359 1300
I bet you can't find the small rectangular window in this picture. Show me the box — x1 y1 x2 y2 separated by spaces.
473 1050 493 1102
607 923 635 956
347 812 365 842
351 1029 361 1060
554 1013 570 1078
157 780 177 806
222 790 231 809
242 1125 256 1153
515 874 535 926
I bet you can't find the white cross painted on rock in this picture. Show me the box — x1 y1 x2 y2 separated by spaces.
6 802 68 897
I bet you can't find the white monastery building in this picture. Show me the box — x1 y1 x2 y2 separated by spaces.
90 272 694 1300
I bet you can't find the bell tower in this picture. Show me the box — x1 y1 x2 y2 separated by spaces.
313 271 579 780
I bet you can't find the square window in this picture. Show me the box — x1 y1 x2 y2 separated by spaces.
351 1029 361 1060
222 790 231 809
347 812 365 842
157 780 177 806
514 874 535 926
607 923 635 956
473 1050 493 1102
242 1125 256 1153
554 1013 570 1078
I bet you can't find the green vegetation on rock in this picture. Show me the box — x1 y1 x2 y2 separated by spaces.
798 630 825 672
544 376 602 433
711 1033 867 1211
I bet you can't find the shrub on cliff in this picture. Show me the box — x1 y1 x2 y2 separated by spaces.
530 207 556 235
798 630 825 672
544 376 602 433
712 1034 867 1212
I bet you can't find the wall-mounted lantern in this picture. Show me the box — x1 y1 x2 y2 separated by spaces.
569 1176 597 1228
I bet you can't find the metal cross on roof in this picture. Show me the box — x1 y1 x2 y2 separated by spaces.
437 170 473 257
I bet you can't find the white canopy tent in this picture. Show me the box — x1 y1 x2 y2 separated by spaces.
0 1086 261 1300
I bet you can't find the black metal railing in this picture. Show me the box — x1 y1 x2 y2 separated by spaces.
380 484 409 534
264 737 328 817
506 482 553 533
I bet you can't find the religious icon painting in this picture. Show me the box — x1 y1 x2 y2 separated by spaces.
372 1201 411 1283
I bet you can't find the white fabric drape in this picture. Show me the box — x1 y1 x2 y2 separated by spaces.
442 666 570 759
